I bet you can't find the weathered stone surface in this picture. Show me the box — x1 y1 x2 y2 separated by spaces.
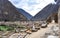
58 6 60 38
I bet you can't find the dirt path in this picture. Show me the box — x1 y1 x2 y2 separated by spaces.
25 23 58 38
9 23 58 38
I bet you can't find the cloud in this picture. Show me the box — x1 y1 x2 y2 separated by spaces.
9 0 56 16
9 0 20 4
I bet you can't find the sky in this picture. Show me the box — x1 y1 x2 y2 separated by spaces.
9 0 56 16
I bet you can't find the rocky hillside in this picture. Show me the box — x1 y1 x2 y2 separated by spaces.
0 0 27 21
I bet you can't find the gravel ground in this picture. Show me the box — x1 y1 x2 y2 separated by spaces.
25 23 59 38
8 23 59 38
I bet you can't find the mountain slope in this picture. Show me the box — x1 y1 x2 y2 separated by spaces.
0 0 29 21
16 8 33 20
31 4 59 21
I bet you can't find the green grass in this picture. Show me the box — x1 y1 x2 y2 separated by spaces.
0 24 26 31
0 25 14 31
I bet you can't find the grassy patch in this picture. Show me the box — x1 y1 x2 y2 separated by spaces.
0 25 14 31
